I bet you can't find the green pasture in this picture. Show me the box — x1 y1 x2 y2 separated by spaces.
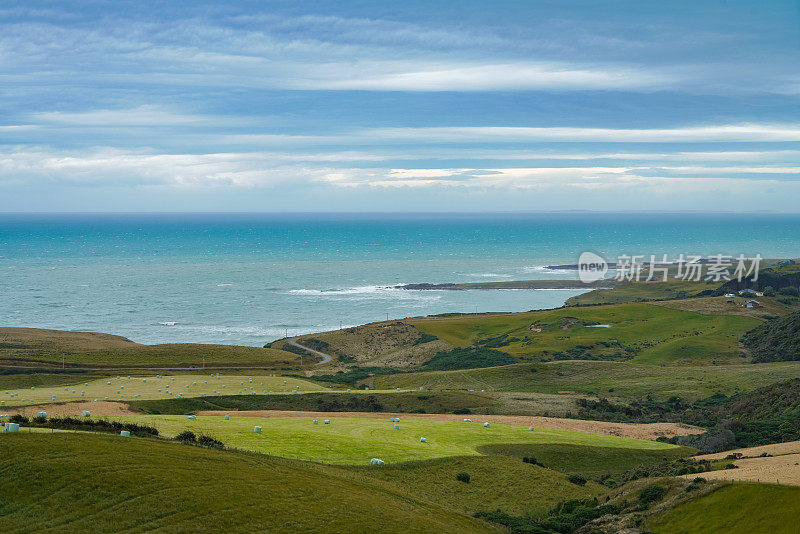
0 373 329 407
410 303 758 364
565 280 714 306
647 483 800 534
349 455 605 516
101 413 679 465
0 432 491 533
373 360 800 402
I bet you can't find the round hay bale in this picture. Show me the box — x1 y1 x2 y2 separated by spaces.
187 415 197 420
253 426 262 434
463 418 472 422
37 411 47 418
82 410 91 417
419 437 426 443
370 458 385 466
312 419 318 425
324 419 331 424
119 430 130 437
483 422 490 428
224 415 230 420
528 426 535 431
394 424 400 430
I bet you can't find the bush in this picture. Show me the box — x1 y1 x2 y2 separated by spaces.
456 472 471 483
567 474 587 486
10 414 28 424
422 346 516 371
522 457 542 467
176 430 196 442
197 435 224 449
453 408 471 415
639 484 666 505
779 287 800 297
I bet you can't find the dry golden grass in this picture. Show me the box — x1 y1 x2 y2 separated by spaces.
656 295 793 318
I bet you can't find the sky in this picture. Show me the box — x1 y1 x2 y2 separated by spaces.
1 0 799 212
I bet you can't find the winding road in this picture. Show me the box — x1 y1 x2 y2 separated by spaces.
285 338 333 365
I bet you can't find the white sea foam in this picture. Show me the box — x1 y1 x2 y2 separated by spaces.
158 321 177 326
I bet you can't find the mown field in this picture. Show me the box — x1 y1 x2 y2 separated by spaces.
647 483 800 534
99 413 680 464
0 327 297 368
0 432 493 533
373 360 800 402
0 373 329 407
408 303 759 365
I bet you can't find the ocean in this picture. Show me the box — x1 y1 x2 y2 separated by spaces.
2 212 799 346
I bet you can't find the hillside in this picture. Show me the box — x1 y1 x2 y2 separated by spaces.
647 484 800 534
0 432 493 533
741 311 800 362
0 327 297 368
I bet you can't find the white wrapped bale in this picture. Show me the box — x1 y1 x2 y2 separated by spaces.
37 411 47 418
187 415 196 420
253 426 262 434
394 424 400 430
463 418 472 422
324 419 331 424
420 437 426 443
224 415 230 420
370 458 385 466
82 410 91 417
120 430 130 437
483 422 490 428
312 419 318 425
6 423 20 432
529 426 535 431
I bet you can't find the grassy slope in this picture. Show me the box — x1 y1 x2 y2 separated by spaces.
102 414 678 464
565 280 714 306
0 432 492 533
476 443 695 477
647 483 800 534
0 327 296 367
373 360 800 402
130 390 503 415
1 373 327 407
409 303 758 364
348 455 604 516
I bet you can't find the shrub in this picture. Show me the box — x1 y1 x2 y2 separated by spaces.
639 484 666 505
423 346 516 371
176 430 197 442
567 474 587 486
453 408 471 415
522 457 542 467
456 472 471 483
197 435 224 449
10 414 28 424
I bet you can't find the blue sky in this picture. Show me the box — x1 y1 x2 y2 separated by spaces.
1 0 799 211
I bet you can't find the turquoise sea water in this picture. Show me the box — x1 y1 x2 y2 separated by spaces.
2 213 799 346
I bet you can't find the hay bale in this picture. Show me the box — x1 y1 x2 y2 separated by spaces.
5 423 20 433
370 458 385 466
394 424 400 430
82 410 91 417
419 437 426 443
187 415 196 420
253 426 262 434
119 430 130 437
37 412 47 418
324 419 331 424
483 422 490 428
224 415 230 420
528 426 535 431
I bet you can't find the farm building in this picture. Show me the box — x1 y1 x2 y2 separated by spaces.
745 300 761 308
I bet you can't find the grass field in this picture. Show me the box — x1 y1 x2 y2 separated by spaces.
0 373 329 407
565 280 715 306
129 390 505 415
0 432 493 533
476 443 695 477
0 327 297 368
98 413 679 464
348 455 604 516
647 484 800 534
373 360 800 402
408 303 759 364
